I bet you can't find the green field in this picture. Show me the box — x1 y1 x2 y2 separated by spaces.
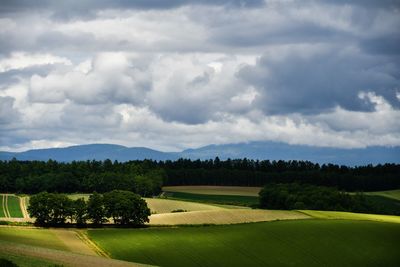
0 196 5 217
0 194 24 218
365 190 400 201
0 228 68 251
7 195 24 218
89 220 400 267
301 210 400 224
163 191 259 206
0 249 60 267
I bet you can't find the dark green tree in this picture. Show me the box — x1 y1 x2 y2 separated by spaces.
103 190 150 225
87 192 107 225
73 198 87 225
28 192 73 225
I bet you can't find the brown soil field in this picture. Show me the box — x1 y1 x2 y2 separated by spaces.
162 186 262 196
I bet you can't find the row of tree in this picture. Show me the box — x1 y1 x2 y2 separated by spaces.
259 183 400 215
1 158 399 193
28 190 150 226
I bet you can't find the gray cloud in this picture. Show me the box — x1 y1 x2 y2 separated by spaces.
0 0 400 151
238 48 400 115
0 96 20 125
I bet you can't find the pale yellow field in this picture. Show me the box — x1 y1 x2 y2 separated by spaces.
67 194 91 200
149 209 310 225
162 186 262 196
144 198 225 214
300 210 400 224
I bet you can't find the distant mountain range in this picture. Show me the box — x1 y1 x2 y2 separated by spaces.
1 142 399 166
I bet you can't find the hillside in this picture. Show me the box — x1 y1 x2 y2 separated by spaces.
1 142 400 165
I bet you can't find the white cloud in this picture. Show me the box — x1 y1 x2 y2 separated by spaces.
0 52 71 72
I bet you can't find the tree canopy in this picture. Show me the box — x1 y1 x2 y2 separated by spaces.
28 190 150 226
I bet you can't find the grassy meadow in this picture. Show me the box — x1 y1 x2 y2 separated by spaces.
364 190 400 201
301 210 400 224
89 219 400 267
0 250 61 267
0 228 68 251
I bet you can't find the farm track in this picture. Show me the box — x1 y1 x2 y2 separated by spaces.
0 240 155 267
20 196 29 219
51 229 98 256
76 230 110 258
3 194 11 218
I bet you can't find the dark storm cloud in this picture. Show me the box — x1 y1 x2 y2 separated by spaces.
238 50 400 115
360 35 400 56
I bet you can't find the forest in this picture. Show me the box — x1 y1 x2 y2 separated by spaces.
0 158 399 194
259 183 400 215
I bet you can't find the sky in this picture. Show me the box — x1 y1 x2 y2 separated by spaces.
0 0 399 152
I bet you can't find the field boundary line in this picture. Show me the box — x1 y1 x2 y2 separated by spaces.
76 230 111 258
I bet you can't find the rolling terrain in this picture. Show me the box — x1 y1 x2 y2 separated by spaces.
1 185 400 267
88 219 400 267
2 142 399 165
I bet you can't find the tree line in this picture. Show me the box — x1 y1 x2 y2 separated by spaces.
28 190 150 226
259 183 400 215
0 158 399 194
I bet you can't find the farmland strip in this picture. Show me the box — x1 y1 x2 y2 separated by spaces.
4 194 11 218
1 195 5 217
0 240 154 267
19 196 29 219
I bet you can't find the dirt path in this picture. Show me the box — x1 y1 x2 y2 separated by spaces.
19 196 29 219
51 229 98 256
0 240 155 267
76 230 110 258
3 194 11 218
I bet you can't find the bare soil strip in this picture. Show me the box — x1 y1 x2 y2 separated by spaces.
0 241 155 267
51 229 98 256
162 186 262 196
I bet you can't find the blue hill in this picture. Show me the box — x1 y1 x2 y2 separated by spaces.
1 142 399 166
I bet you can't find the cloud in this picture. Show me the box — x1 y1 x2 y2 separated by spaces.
0 0 399 152
0 96 20 125
29 53 151 105
238 46 400 115
0 52 71 72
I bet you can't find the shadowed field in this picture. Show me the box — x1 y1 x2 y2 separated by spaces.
89 219 400 267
